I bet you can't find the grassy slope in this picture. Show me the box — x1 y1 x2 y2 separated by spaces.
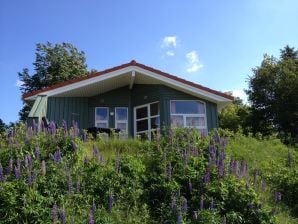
226 133 298 224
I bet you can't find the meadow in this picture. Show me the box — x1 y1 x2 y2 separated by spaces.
0 123 297 223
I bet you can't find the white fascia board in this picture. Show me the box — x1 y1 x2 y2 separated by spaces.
134 67 232 103
27 66 134 99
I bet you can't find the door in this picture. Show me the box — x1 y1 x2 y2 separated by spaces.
134 102 160 140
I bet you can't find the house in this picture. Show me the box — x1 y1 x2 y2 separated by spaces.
23 60 233 139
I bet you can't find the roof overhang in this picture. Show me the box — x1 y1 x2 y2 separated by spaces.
23 61 233 107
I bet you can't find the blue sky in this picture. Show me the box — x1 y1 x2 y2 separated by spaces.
0 0 297 124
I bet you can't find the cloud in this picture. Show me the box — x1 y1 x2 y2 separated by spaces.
186 51 203 73
166 51 175 56
16 80 24 87
161 36 177 48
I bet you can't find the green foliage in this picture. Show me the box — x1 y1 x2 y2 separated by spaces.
219 98 251 134
246 45 298 142
18 42 88 121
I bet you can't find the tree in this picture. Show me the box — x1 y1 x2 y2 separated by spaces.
219 97 252 134
0 118 7 134
246 46 298 142
18 42 88 121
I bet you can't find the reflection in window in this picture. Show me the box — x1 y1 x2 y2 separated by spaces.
115 107 128 132
95 107 109 128
170 100 207 134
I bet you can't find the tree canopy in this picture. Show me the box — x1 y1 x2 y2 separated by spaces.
18 42 88 121
246 45 298 142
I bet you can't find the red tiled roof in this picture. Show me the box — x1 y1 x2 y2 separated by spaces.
23 60 234 100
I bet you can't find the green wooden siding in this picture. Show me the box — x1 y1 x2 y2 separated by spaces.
46 84 218 135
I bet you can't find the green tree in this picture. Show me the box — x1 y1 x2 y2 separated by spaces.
219 97 251 134
0 118 7 134
18 42 88 121
246 45 298 142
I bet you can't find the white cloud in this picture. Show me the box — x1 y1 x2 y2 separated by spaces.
186 51 203 73
161 36 177 48
16 80 24 87
166 51 175 56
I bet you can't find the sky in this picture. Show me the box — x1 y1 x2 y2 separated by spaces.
0 0 297 124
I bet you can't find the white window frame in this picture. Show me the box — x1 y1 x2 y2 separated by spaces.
115 107 128 132
170 100 208 132
95 107 109 128
134 101 160 140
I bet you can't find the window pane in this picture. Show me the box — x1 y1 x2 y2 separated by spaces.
151 116 160 129
150 103 160 116
186 117 205 127
171 115 184 127
96 123 108 128
136 107 148 119
137 119 148 132
116 108 128 121
171 101 205 114
96 108 108 120
116 122 127 131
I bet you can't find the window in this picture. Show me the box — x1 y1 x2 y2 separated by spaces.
134 102 160 140
115 107 128 132
170 100 207 134
95 107 109 128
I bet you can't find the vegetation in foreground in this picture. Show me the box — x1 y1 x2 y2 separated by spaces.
0 123 297 223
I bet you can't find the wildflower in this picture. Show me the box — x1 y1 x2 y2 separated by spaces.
203 168 210 184
210 198 214 210
41 160 46 176
108 193 113 213
27 170 33 186
52 149 62 162
35 147 41 159
52 203 58 223
176 212 183 224
115 157 121 173
0 163 6 182
88 211 94 224
62 120 68 131
7 158 13 174
275 191 282 201
170 197 177 212
60 208 66 224
253 169 258 184
93 145 99 159
217 150 225 178
200 195 204 210
76 178 80 193
181 197 188 213
188 180 192 192
193 211 198 220
49 121 57 135
14 166 21 180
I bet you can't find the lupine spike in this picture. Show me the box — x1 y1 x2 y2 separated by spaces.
41 160 46 176
108 193 113 213
68 174 73 194
52 203 58 224
200 195 204 210
35 147 41 159
176 212 182 224
61 207 66 224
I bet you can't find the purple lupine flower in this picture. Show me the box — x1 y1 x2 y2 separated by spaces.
200 195 204 210
52 149 62 162
93 145 99 159
62 120 68 131
275 191 282 201
33 169 38 183
82 131 87 142
60 208 66 224
49 121 57 135
68 174 73 194
7 158 13 174
181 198 188 213
193 211 198 220
52 203 58 223
72 120 79 137
108 193 113 213
170 197 177 212
182 149 189 165
32 119 38 133
24 136 30 146
16 158 21 170
177 212 183 224
14 166 21 180
41 160 46 176
0 163 6 182
192 148 199 157
203 168 210 184
71 141 77 153
88 211 94 224
35 148 41 159
217 150 225 178
188 180 193 192
27 171 33 186
26 155 33 170
240 160 248 177
91 201 96 217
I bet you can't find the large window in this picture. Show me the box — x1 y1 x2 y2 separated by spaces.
170 100 207 134
115 107 128 132
134 102 160 140
95 107 109 128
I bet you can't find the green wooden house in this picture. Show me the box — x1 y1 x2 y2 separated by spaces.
23 60 233 139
